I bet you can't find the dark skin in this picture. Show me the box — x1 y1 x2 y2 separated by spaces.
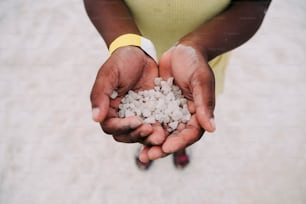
85 0 271 162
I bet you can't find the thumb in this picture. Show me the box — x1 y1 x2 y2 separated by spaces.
191 72 216 132
158 47 175 79
90 67 117 123
91 91 110 123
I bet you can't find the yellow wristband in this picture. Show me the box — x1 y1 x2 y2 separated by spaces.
109 34 157 62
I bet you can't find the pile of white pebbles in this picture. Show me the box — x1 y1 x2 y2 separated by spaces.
112 77 191 132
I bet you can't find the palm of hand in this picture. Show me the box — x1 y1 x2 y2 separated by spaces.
92 46 167 144
157 44 216 153
106 46 158 94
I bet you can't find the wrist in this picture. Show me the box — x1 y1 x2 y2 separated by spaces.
109 33 157 62
177 37 211 62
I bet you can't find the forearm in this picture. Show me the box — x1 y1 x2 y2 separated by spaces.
179 0 271 61
83 0 140 47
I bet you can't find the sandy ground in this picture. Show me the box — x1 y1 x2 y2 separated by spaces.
1 0 306 203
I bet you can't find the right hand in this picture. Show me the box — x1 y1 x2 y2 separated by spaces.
90 46 167 145
138 44 217 162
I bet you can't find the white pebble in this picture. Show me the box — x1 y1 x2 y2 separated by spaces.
154 77 162 86
118 77 191 132
168 121 178 132
143 117 156 124
110 91 118 99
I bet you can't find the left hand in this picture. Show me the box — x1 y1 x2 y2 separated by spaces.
139 43 217 161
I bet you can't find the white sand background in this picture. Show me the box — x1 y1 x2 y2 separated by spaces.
1 0 306 203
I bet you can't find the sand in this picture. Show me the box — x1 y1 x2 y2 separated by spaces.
1 0 306 203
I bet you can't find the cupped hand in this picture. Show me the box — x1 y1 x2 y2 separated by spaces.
90 46 167 145
157 44 216 154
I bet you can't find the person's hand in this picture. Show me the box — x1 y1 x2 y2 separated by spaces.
90 46 167 145
139 43 216 161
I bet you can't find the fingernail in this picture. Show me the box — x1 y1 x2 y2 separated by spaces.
210 118 216 132
92 108 100 122
152 135 165 145
140 131 148 137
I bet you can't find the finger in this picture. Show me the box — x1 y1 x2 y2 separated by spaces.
144 123 168 145
101 116 143 135
191 70 216 132
112 134 137 143
162 117 204 154
111 123 153 143
138 145 150 163
162 128 202 154
129 123 153 138
90 64 118 123
111 123 165 145
91 91 110 123
147 146 168 160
